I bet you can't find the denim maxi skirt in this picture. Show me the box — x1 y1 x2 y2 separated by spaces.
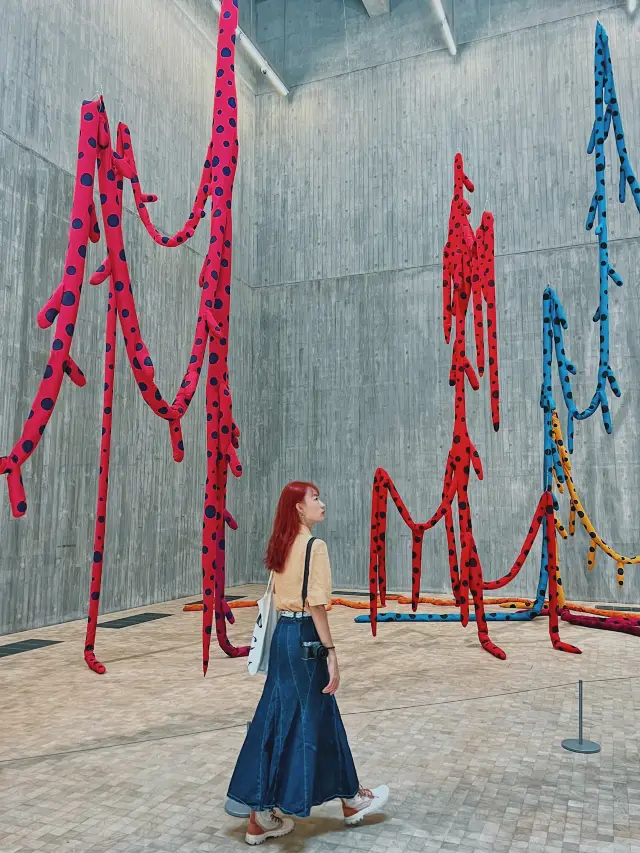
227 615 360 817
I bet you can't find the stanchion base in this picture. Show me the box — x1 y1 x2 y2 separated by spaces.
561 737 600 754
225 798 251 817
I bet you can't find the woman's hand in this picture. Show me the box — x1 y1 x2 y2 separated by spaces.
323 650 340 695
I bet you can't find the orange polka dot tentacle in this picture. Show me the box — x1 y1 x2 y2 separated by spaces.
0 0 246 675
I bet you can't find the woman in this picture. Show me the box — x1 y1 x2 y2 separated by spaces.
227 481 389 845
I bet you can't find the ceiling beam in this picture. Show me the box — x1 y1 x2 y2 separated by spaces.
430 0 457 56
210 0 289 96
361 0 390 17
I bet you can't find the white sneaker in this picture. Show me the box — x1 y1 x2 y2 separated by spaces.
245 810 295 845
342 785 389 825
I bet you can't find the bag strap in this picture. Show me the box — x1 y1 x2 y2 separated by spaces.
302 537 317 611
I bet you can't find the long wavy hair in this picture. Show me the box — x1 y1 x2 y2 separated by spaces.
264 481 319 572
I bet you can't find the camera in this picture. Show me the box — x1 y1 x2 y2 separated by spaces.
301 641 328 660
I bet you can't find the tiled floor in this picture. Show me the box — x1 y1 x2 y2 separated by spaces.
2 588 640 852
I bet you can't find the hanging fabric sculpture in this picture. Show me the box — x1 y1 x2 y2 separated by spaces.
359 21 640 653
0 0 247 675
359 154 578 659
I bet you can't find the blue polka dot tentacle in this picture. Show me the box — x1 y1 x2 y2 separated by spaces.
560 21 640 454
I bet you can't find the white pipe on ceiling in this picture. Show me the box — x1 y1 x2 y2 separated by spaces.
361 0 391 16
210 0 289 97
430 0 457 56
628 0 638 14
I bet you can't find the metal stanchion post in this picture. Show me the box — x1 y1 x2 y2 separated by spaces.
561 680 600 754
225 722 253 817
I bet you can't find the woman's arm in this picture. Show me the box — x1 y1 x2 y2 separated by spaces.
309 605 339 695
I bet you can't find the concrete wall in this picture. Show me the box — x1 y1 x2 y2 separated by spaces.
3 0 640 636
244 0 640 605
0 0 259 634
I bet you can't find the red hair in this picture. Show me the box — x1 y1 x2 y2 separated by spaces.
264 481 319 572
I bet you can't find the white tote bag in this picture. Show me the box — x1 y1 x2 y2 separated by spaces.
247 572 279 675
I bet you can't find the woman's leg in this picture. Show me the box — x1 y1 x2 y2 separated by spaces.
341 786 390 825
296 622 390 824
245 810 294 846
227 625 283 812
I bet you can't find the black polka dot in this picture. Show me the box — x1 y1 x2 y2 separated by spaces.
80 173 93 186
107 214 119 227
41 398 54 411
22 440 34 453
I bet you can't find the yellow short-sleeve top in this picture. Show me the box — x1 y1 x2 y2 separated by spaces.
273 530 332 612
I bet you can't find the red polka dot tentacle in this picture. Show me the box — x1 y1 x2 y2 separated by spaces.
0 105 100 517
0 0 246 675
365 154 577 659
84 286 118 676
